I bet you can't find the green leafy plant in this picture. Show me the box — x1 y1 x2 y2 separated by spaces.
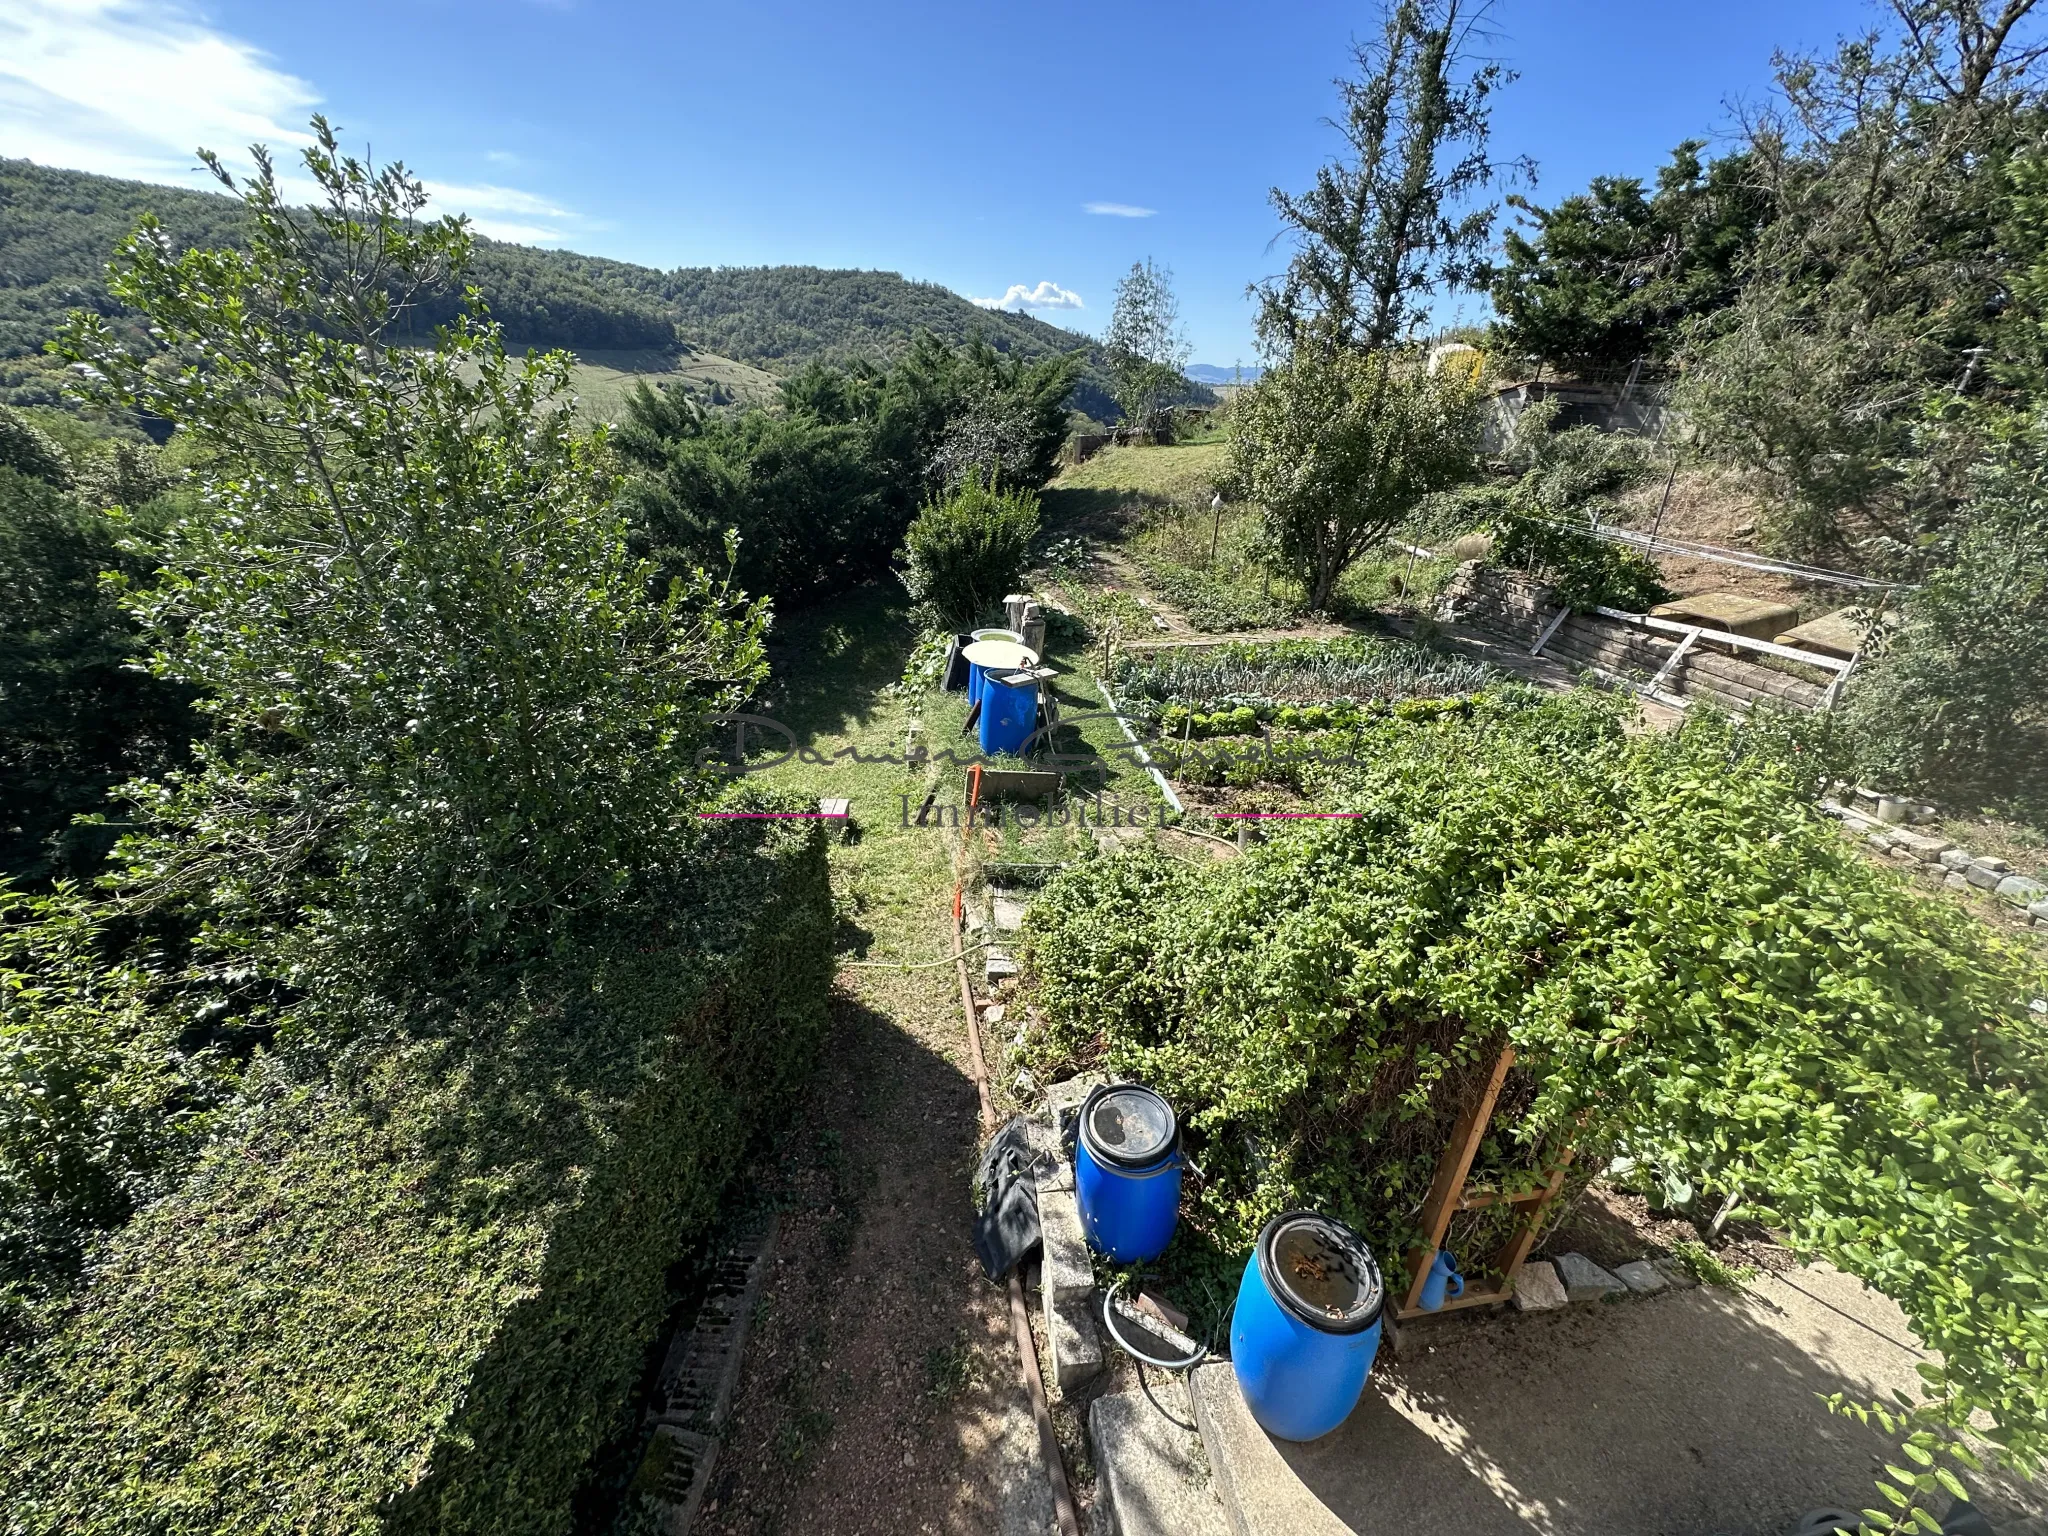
898 471 1041 629
1229 346 1488 612
1028 692 2048 1500
53 119 768 997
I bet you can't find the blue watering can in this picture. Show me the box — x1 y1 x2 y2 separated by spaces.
1418 1250 1464 1311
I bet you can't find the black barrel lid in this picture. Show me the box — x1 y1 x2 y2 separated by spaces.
1079 1083 1178 1170
1255 1210 1383 1334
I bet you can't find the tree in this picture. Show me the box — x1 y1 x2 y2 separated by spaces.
1678 0 2048 565
1486 142 1771 367
1104 258 1191 427
52 118 768 997
1228 348 1486 611
1838 418 2048 817
1255 0 1526 357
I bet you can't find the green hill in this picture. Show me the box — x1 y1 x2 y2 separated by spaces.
1 160 1152 421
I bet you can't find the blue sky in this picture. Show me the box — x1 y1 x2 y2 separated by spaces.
3 0 1878 364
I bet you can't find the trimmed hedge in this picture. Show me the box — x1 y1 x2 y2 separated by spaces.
0 818 833 1534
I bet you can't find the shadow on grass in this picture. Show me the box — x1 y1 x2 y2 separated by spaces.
762 582 917 741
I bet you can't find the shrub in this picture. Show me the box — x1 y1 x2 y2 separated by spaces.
1028 694 2048 1478
1485 503 1672 611
1838 428 2048 819
898 471 1041 629
0 815 834 1535
0 469 196 884
54 122 769 1001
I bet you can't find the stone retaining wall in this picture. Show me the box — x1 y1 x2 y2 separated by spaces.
1439 562 1830 712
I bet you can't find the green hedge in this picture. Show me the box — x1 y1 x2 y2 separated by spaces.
0 818 833 1534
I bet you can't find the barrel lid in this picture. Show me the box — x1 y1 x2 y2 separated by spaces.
1079 1083 1177 1170
961 639 1040 671
971 627 1024 644
1255 1211 1382 1334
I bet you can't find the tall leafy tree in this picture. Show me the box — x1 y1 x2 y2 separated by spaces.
1255 0 1526 357
1486 142 1771 367
1678 0 2048 564
53 118 768 996
1228 349 1487 611
1104 258 1191 426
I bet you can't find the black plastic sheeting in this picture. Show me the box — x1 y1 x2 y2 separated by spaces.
971 1116 1051 1282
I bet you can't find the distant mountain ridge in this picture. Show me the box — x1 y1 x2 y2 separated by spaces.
1 159 1203 422
1185 363 1263 385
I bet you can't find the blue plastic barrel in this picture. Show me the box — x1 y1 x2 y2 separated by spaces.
1230 1210 1384 1441
978 670 1041 757
1074 1083 1181 1262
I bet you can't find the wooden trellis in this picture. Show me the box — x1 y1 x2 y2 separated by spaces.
1396 1045 1582 1321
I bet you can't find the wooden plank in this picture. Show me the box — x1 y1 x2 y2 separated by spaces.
1491 1133 1584 1284
1529 607 1571 657
1591 606 1853 672
1395 1280 1511 1322
1401 1046 1515 1315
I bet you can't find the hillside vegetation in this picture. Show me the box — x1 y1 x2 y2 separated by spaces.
0 159 1141 419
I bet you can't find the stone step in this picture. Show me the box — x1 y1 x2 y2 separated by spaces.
1090 1382 1232 1536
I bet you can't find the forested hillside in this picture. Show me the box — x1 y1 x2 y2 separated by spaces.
0 160 1138 419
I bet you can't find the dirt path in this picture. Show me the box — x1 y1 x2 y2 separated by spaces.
693 587 1060 1536
697 970 1050 1536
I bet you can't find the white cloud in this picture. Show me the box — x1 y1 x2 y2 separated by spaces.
971 280 1085 313
423 181 574 243
1084 201 1156 218
0 0 317 185
0 1 583 246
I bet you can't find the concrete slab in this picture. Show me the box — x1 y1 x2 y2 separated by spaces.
1773 607 1868 660
1555 1251 1625 1301
1190 1265 2046 1536
1652 592 1802 643
1045 1282 1103 1395
991 893 1030 933
1091 1384 1231 1536
1038 1184 1094 1302
989 1384 1060 1536
1615 1259 1668 1294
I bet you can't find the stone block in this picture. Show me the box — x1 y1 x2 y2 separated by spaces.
1966 864 2006 891
1997 875 2046 906
1891 830 1952 860
1614 1260 1668 1295
1037 1183 1093 1301
1946 872 1971 891
1940 847 1975 872
1089 1388 1230 1536
1866 832 1895 853
1511 1260 1568 1312
1046 1072 1109 1144
1554 1252 1626 1302
1653 1258 1700 1290
2030 900 2048 921
990 892 1029 933
1045 1282 1103 1394
1772 607 1867 660
1972 855 2014 875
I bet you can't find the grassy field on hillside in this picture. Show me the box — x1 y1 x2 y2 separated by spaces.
537 347 783 424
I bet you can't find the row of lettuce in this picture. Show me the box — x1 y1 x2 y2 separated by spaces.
0 135 838 1530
